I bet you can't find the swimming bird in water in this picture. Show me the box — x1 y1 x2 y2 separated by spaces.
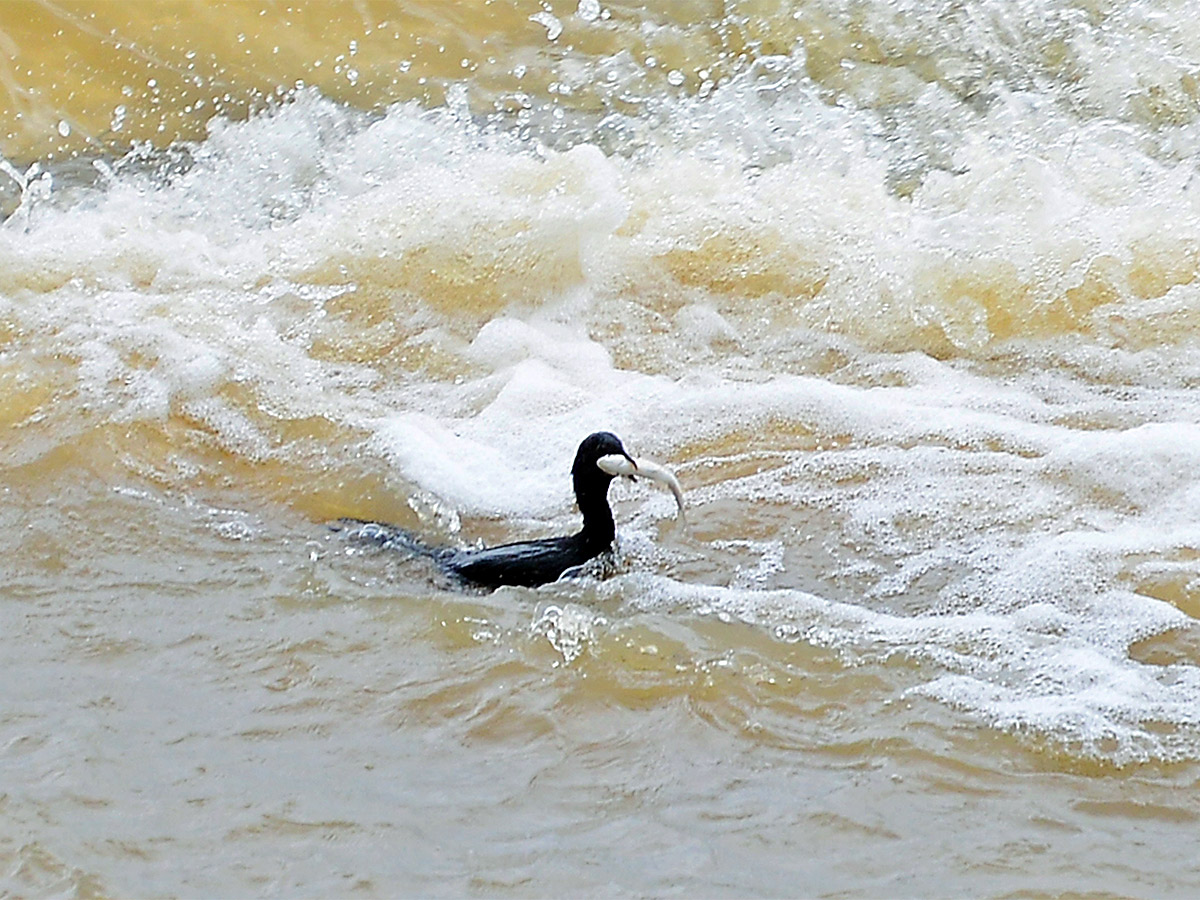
344 431 684 590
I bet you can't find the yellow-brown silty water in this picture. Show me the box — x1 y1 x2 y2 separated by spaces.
4 2 1200 896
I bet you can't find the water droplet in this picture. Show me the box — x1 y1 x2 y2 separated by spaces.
576 0 600 22
57 120 70 137
529 11 562 41
667 69 685 86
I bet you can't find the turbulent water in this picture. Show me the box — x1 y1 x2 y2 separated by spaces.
5 0 1200 896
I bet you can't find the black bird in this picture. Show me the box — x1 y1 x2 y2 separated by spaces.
445 431 635 588
343 431 683 590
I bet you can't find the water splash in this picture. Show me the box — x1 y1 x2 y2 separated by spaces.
532 603 606 665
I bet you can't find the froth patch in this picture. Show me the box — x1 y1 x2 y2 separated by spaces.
468 316 613 376
606 574 1198 763
1048 422 1200 513
372 412 582 518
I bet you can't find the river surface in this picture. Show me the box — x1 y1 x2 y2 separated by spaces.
4 1 1200 897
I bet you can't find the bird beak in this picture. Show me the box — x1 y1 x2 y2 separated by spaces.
623 451 638 481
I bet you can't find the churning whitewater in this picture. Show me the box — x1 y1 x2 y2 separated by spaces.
8 73 1200 762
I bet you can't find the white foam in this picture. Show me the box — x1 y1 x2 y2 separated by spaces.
601 573 1197 762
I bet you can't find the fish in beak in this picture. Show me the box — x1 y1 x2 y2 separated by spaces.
597 452 685 521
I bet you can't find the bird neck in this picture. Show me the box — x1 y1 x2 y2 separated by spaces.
573 472 616 548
